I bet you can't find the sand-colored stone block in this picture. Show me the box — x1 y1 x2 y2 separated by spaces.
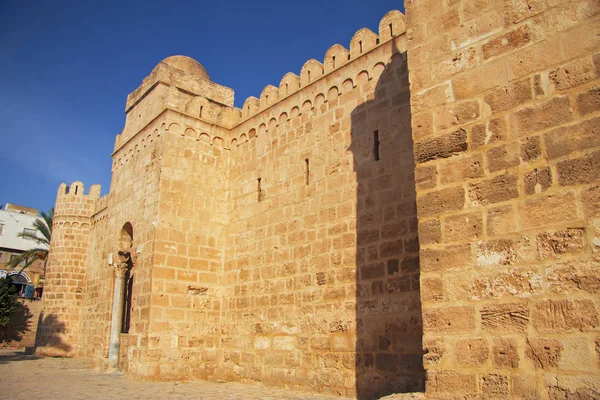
455 338 489 366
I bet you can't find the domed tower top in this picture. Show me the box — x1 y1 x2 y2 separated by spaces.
154 55 210 80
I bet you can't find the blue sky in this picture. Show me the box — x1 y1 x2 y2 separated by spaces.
0 0 404 212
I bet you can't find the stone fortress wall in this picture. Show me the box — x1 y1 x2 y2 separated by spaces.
405 0 600 398
38 1 600 399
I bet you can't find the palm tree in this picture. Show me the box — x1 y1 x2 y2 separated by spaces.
6 208 53 277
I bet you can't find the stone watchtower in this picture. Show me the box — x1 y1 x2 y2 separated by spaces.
36 182 100 357
39 55 235 376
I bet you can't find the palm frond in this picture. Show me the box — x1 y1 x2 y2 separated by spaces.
33 219 51 242
6 252 31 270
17 231 45 245
15 256 40 276
6 208 52 275
16 209 52 246
5 248 48 270
40 208 53 238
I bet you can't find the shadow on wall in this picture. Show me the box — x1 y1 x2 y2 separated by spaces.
34 312 72 355
350 45 424 399
0 302 34 346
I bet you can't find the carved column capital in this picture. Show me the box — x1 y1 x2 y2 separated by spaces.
114 262 128 277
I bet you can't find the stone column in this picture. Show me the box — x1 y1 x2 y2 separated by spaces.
108 256 128 370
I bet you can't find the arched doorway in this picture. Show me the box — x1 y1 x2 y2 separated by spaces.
6 271 31 297
108 222 135 370
118 222 134 334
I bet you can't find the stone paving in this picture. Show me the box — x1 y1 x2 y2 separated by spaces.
0 350 350 400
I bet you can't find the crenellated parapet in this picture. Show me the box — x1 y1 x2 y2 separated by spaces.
54 181 101 219
228 10 407 149
233 10 406 127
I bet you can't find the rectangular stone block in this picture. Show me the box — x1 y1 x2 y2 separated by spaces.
557 151 600 186
536 228 585 261
417 186 465 218
423 306 475 333
421 244 471 273
412 111 434 141
532 299 599 333
418 218 442 245
577 85 600 116
486 143 520 172
545 374 600 399
415 165 437 190
435 100 480 132
438 153 484 184
492 338 519 368
480 374 509 397
455 338 489 366
414 129 468 164
468 173 519 206
484 78 532 114
503 0 546 25
442 211 483 242
524 167 552 195
470 269 543 301
550 59 596 91
486 205 516 236
518 192 579 230
557 336 594 372
511 373 539 399
426 370 477 394
546 262 600 295
520 136 542 163
511 96 574 136
483 24 534 60
544 116 600 160
470 117 507 149
421 277 444 303
526 338 562 369
481 303 529 333
581 185 600 218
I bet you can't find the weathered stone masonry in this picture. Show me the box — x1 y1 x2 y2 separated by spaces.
39 2 599 399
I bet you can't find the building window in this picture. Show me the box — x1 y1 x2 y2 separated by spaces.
23 228 36 240
0 223 3 235
373 130 380 161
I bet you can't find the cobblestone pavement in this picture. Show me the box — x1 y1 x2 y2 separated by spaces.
0 350 349 400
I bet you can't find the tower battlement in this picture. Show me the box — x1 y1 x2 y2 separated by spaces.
234 10 406 125
54 182 101 219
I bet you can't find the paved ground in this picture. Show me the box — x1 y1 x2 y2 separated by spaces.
0 350 349 400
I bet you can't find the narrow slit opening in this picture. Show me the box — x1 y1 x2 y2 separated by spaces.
373 130 380 161
359 40 363 53
332 56 336 68
305 158 310 185
257 178 262 202
389 23 393 37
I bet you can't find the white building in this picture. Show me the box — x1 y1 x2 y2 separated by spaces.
0 203 48 297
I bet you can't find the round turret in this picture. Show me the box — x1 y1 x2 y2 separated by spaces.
154 55 210 80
